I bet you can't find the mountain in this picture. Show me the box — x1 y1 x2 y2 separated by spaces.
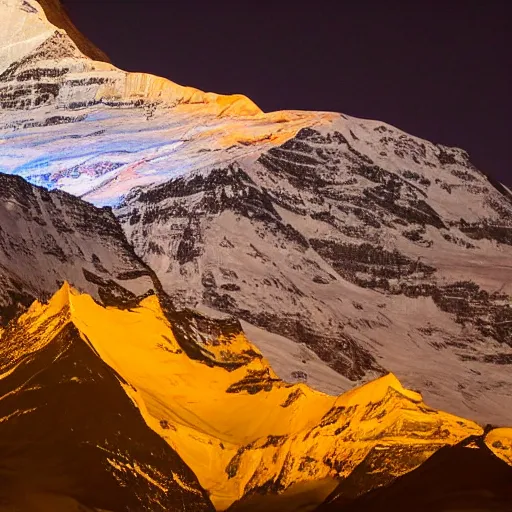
0 0 320 202
0 284 215 511
116 123 512 426
0 173 157 326
2 0 510 425
1 2 512 510
3 283 510 512
28 0 110 62
0 170 508 511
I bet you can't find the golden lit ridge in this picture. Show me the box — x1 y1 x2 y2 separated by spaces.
13 284 501 510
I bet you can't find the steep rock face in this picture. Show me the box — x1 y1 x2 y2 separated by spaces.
117 121 512 425
8 285 488 511
0 173 155 325
0 285 214 511
31 0 110 62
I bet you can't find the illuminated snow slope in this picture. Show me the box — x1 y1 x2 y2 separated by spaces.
1 0 512 427
0 0 330 204
5 284 506 511
0 288 215 511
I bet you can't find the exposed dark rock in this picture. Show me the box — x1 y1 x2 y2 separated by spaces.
116 124 512 404
226 369 282 394
162 303 261 372
0 173 157 326
317 435 512 512
460 222 512 245
280 388 305 408
36 0 111 62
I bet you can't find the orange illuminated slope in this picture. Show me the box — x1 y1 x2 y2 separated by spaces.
486 428 512 465
2 1 512 434
3 283 505 511
0 286 215 511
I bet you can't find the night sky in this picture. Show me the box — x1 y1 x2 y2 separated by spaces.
63 0 510 186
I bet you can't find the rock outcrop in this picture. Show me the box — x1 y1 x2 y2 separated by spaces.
0 284 215 511
0 173 156 325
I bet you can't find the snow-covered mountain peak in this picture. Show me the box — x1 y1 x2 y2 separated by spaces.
1 3 512 508
23 279 86 321
0 0 56 73
0 172 158 326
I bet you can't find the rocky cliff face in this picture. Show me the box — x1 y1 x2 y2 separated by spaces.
0 173 156 325
29 0 110 62
1 0 511 428
1 2 512 511
116 119 512 425
0 0 323 203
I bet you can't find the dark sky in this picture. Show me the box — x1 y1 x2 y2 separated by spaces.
63 0 511 186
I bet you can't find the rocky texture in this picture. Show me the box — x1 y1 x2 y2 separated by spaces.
0 285 214 511
118 122 512 425
317 432 512 512
0 4 512 510
34 0 110 62
2 284 501 512
1 0 512 427
0 1 328 204
0 173 156 325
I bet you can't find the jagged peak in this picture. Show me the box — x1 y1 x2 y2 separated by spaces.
23 280 164 322
3 284 497 509
46 278 74 307
35 0 110 62
0 0 264 118
0 0 109 65
0 0 56 73
23 280 77 318
337 372 423 408
18 283 264 372
21 279 71 320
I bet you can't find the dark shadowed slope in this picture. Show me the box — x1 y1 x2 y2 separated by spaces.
317 434 512 512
